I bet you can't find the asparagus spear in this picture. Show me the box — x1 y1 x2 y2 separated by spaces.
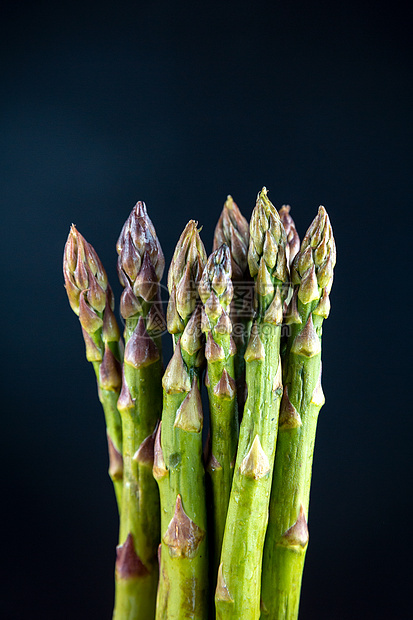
199 244 239 581
63 225 123 510
213 196 251 414
215 188 289 620
114 201 165 619
260 206 336 619
154 221 208 620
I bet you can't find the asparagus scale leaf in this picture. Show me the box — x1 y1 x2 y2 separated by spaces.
63 225 123 509
215 188 289 620
113 201 165 620
260 205 336 620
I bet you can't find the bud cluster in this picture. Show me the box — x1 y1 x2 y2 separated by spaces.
63 224 110 317
213 196 250 280
248 188 288 285
167 221 207 334
63 225 121 371
199 244 233 327
116 201 165 320
291 206 336 306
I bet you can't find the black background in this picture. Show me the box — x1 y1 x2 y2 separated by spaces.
2 1 411 618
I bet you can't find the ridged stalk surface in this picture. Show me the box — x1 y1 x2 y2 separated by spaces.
199 244 239 584
260 205 336 620
155 221 208 620
113 201 165 619
215 188 288 620
63 225 123 510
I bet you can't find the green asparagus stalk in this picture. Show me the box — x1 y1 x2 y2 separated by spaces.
215 188 289 620
154 220 208 619
260 205 336 619
199 244 239 582
213 196 251 414
63 225 123 510
113 201 165 619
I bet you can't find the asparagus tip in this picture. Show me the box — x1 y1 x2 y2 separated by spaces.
292 204 336 299
167 220 207 331
117 200 165 316
63 224 109 318
248 188 288 286
213 195 249 279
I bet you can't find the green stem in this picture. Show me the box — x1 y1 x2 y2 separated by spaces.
205 327 238 583
113 318 163 620
91 332 123 513
260 202 335 620
92 362 123 509
232 313 252 417
155 342 208 620
260 303 324 620
215 320 282 620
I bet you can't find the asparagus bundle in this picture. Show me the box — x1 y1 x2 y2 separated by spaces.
63 226 123 509
213 196 251 414
215 188 289 620
199 244 239 580
154 221 209 619
114 202 165 619
261 206 336 619
63 189 336 620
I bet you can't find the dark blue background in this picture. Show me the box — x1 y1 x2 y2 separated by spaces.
2 2 411 618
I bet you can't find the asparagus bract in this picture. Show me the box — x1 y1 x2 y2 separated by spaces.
114 201 165 619
215 188 288 620
260 206 336 619
63 226 123 509
155 221 209 619
213 196 251 414
199 244 239 582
